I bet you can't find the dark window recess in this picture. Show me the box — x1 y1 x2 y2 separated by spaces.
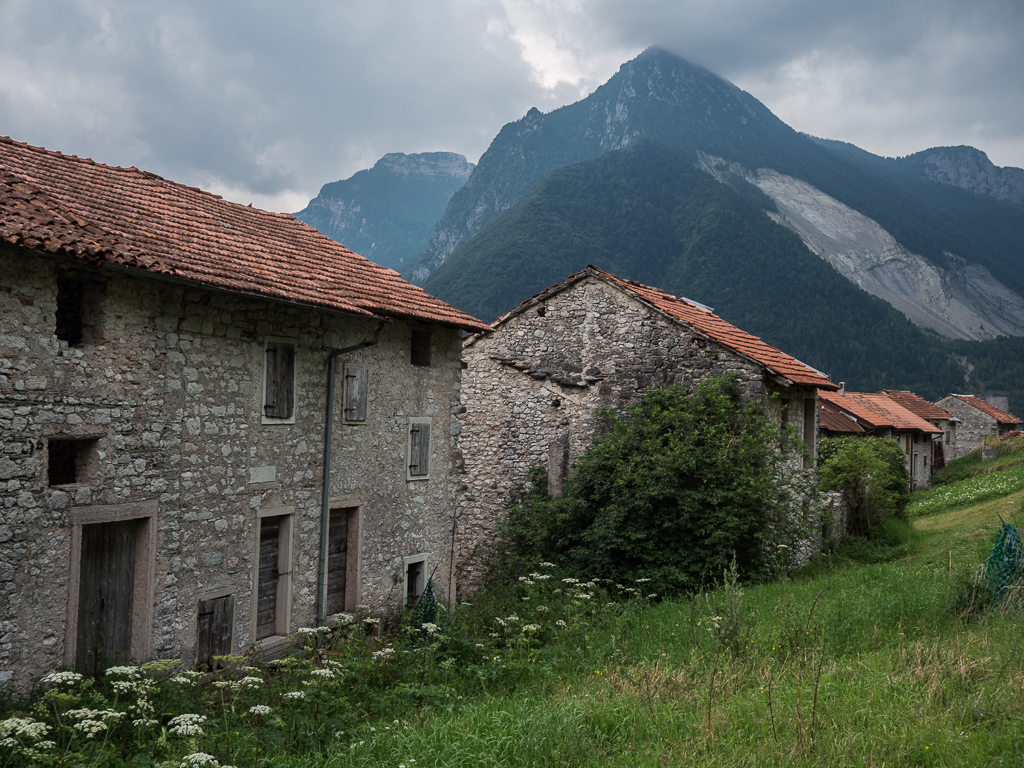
411 330 431 367
264 342 295 419
326 509 350 616
56 277 85 346
76 519 138 676
408 422 431 477
48 438 97 486
406 560 425 604
197 594 234 671
344 368 368 422
803 400 816 468
256 517 281 640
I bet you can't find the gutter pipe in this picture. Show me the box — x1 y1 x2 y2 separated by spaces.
317 320 385 628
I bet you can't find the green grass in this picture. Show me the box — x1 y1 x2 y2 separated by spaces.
7 472 1024 767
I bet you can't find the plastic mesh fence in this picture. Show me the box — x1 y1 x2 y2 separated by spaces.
952 523 1024 614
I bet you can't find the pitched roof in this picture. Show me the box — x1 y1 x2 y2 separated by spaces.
879 390 957 423
818 399 865 434
479 265 836 390
0 136 487 331
819 391 941 434
940 394 1021 426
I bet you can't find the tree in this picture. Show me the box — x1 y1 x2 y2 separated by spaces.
499 376 815 594
817 437 910 536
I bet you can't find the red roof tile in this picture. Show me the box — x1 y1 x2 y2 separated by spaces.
487 266 836 390
879 390 956 422
0 137 487 331
818 399 865 433
941 395 1021 426
820 391 941 433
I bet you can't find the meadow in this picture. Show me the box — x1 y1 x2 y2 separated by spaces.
4 468 1024 767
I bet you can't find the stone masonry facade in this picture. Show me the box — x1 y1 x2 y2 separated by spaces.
935 395 1021 459
455 274 822 589
0 244 466 689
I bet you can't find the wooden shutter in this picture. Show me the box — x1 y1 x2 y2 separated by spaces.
325 510 349 615
256 517 281 639
77 520 137 676
197 594 234 670
264 343 295 419
409 422 430 477
344 368 368 422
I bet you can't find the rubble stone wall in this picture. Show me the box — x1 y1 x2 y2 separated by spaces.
0 244 464 689
935 397 997 459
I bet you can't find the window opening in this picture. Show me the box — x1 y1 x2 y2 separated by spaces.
403 555 427 607
263 341 295 420
48 438 98 486
411 330 431 367
56 277 85 346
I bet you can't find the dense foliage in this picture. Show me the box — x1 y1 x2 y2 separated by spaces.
498 378 814 594
818 437 911 536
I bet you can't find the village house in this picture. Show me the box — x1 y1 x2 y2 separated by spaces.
817 390 941 490
456 266 838 587
879 389 959 471
933 395 1022 459
0 136 486 690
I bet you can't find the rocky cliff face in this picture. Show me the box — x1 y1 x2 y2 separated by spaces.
911 146 1024 204
699 154 1024 340
295 152 473 271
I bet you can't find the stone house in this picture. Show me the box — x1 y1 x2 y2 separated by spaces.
0 136 486 689
456 266 838 585
933 395 1022 459
879 389 959 471
817 390 941 490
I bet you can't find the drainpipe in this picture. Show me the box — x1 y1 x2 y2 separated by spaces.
317 321 385 627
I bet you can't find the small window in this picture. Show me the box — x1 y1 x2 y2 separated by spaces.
411 330 431 367
407 418 431 480
403 554 428 608
48 438 98 486
56 277 85 346
343 367 368 422
263 340 295 423
197 594 235 671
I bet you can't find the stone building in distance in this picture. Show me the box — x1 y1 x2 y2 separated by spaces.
0 136 486 689
456 266 838 586
934 395 1022 459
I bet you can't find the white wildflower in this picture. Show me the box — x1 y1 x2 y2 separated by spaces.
249 705 272 716
283 691 305 700
556 620 567 627
332 612 355 625
310 668 335 679
133 718 160 728
41 671 83 686
169 714 207 737
0 717 51 741
647 593 658 599
562 578 579 584
635 578 651 583
535 605 549 612
238 676 263 688
180 753 220 767
421 622 439 634
540 562 556 567
104 665 141 678
363 617 380 625
522 624 541 633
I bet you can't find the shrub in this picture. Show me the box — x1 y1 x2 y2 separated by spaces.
818 437 910 536
499 376 814 594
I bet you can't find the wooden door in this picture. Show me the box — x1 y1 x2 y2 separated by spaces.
256 517 281 639
326 509 349 616
77 520 137 676
197 595 235 670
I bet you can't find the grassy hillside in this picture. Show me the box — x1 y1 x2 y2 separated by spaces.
424 141 1024 409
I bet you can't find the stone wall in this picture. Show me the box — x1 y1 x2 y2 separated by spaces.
456 276 820 590
0 244 465 689
935 396 998 459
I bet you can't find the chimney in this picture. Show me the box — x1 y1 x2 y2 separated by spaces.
838 382 846 396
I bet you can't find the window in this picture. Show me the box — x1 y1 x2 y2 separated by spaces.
411 329 431 367
48 437 98 486
343 366 368 423
254 509 293 640
55 276 103 347
402 554 428 608
407 418 431 480
262 340 296 423
197 593 235 671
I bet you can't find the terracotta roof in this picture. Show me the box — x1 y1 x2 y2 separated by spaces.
820 391 941 434
879 390 957 423
481 265 836 390
0 136 487 331
818 399 865 434
940 395 1021 426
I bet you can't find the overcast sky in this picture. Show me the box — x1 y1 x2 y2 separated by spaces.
2 0 1022 213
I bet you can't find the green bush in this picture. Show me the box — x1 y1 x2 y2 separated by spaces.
499 376 814 594
818 436 910 536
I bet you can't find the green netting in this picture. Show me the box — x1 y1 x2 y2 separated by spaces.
951 523 1024 615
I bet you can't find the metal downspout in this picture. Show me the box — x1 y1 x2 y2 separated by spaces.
317 321 385 628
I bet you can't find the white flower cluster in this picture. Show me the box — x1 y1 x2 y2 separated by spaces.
0 716 51 741
169 713 207 737
295 626 330 636
171 671 204 686
238 676 263 689
310 668 335 679
363 617 380 625
555 620 567 627
283 691 306 700
133 718 160 728
539 562 556 567
105 665 141 678
249 705 272 716
522 624 541 633
180 753 221 767
41 671 83 686
561 578 579 584
421 622 440 635
372 647 394 661
331 612 355 625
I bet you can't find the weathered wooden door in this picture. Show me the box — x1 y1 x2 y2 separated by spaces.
325 509 349 616
256 517 281 639
76 520 137 676
197 595 235 670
